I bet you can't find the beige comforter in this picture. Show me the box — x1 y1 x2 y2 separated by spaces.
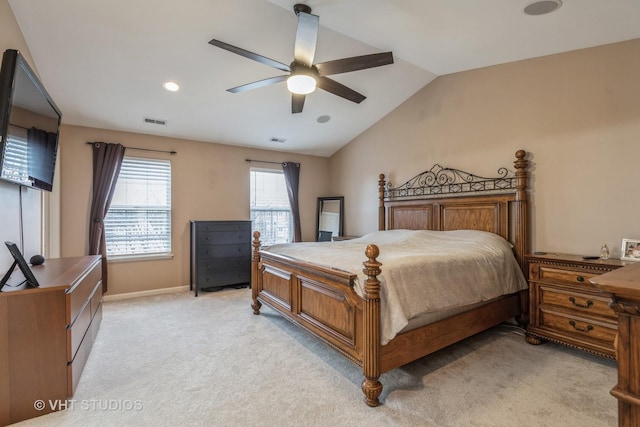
265 229 527 344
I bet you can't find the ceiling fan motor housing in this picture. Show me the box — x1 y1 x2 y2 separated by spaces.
293 4 312 16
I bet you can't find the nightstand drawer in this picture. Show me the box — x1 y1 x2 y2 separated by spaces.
538 266 598 286
539 286 615 320
539 310 617 343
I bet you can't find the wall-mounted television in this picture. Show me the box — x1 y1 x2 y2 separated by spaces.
0 49 61 192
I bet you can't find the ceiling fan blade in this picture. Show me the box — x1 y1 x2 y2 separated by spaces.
315 52 394 76
209 39 290 72
293 11 319 67
291 94 306 114
227 75 289 93
317 77 366 104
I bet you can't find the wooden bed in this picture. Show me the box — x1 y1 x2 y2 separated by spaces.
251 149 530 406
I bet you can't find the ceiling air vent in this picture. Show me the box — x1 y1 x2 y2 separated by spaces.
143 117 167 126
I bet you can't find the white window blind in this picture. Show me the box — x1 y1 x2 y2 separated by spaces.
250 169 292 246
0 129 29 185
104 157 171 257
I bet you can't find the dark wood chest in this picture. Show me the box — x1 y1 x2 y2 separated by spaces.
190 220 251 296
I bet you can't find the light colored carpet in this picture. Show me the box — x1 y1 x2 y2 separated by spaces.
14 288 617 427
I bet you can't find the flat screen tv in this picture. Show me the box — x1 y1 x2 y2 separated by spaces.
0 49 61 192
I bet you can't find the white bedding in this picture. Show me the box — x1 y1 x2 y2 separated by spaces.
265 229 528 345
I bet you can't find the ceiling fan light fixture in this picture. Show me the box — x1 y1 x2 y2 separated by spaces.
163 81 180 92
287 74 316 95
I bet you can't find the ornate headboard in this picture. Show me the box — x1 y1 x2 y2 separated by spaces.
378 150 529 271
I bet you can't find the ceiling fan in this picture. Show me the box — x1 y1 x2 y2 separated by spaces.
208 3 394 114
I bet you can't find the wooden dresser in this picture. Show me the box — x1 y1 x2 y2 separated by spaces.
525 253 627 359
190 220 251 296
0 255 102 425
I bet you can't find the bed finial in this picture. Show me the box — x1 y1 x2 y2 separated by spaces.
251 231 262 315
512 150 529 274
362 244 382 406
378 174 386 231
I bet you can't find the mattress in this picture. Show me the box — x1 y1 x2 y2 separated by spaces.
264 229 528 344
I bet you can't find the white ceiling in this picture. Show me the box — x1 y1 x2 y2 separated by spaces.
8 0 640 157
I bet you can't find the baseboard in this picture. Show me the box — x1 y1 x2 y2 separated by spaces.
104 285 189 302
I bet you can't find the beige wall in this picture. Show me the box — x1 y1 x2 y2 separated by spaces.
60 125 330 295
330 39 640 258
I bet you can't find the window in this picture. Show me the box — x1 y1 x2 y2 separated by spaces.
104 157 171 257
0 127 28 184
250 169 292 246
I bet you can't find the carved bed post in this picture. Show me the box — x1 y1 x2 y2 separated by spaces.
378 174 386 231
251 231 262 315
513 150 529 275
362 244 383 406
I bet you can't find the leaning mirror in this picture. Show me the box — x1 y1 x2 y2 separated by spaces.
316 197 344 242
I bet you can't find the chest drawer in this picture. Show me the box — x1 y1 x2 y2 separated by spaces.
198 256 250 274
197 230 251 245
196 221 251 233
198 244 250 258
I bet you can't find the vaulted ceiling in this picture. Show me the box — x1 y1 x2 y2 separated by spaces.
8 0 640 156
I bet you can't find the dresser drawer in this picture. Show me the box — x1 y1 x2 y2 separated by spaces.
198 244 250 258
196 222 251 233
67 279 101 362
537 266 599 287
539 309 617 344
198 256 250 274
197 270 251 288
539 285 616 321
198 230 251 245
66 260 102 326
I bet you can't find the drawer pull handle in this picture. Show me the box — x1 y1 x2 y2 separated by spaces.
568 297 593 309
576 276 585 282
569 320 594 333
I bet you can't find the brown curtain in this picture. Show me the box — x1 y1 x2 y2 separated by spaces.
282 162 301 242
88 142 125 293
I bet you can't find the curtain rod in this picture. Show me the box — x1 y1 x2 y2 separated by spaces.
245 159 300 166
86 142 176 155
245 159 282 165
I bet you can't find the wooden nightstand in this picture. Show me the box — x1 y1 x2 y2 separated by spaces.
525 253 628 359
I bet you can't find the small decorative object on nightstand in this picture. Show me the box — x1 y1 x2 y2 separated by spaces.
600 244 610 259
525 253 627 359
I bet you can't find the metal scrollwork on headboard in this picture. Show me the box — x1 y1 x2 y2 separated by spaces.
384 164 516 200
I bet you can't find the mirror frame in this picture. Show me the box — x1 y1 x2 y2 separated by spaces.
316 196 344 242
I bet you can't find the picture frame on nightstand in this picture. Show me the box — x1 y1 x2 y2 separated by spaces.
621 238 640 261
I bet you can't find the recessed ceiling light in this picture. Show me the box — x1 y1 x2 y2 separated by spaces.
163 81 180 92
523 0 562 16
317 115 331 124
